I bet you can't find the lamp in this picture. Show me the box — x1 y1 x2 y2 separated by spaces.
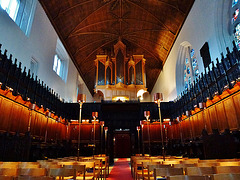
77 94 86 161
100 121 104 155
92 111 98 156
44 110 51 143
104 127 108 155
154 92 165 160
27 103 36 132
177 116 184 145
199 102 207 130
140 120 144 155
136 126 141 154
144 111 151 156
186 110 193 140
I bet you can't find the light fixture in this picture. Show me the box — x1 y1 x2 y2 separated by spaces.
104 127 108 155
92 111 98 156
186 110 193 140
100 121 105 155
136 126 141 154
44 110 51 143
140 120 144 155
144 111 151 156
77 94 86 161
154 92 165 160
199 102 207 130
27 103 36 132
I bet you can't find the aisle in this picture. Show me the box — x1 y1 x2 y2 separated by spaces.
107 158 133 180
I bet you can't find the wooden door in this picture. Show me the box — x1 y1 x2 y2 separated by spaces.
114 131 131 158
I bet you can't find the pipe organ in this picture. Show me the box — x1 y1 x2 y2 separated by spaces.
95 41 147 101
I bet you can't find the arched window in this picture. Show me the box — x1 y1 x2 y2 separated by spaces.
233 0 239 7
231 0 240 49
176 42 200 95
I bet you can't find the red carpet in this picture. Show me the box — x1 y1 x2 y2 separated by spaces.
107 158 133 180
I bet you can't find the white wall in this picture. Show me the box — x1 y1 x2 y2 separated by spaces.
0 2 92 102
151 0 234 102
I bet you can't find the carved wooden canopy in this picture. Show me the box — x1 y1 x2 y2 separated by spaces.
39 0 194 94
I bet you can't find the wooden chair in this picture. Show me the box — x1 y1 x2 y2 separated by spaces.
195 163 220 167
95 156 109 178
218 162 240 166
19 168 46 177
181 159 199 165
134 159 151 180
16 176 54 180
0 168 19 176
145 164 171 180
0 162 19 168
0 176 14 180
166 175 209 180
213 166 240 174
216 159 239 162
153 168 184 180
19 162 40 169
210 173 240 180
77 161 96 180
173 164 195 171
162 161 181 166
185 167 214 176
136 162 160 180
63 165 87 180
49 168 76 180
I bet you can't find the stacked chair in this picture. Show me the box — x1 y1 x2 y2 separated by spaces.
131 155 240 180
0 154 109 180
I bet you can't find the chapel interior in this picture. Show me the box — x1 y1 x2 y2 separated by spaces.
0 0 240 179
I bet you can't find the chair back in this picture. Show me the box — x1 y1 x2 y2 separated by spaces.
19 168 46 177
49 168 76 180
0 168 19 176
186 167 214 176
213 166 240 174
166 175 209 180
210 173 240 180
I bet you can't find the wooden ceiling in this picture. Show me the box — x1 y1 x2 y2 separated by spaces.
39 0 194 94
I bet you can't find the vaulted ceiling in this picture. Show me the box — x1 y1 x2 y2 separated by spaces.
39 0 194 94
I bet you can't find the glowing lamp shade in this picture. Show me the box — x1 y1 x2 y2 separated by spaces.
92 112 98 118
28 103 36 110
77 94 86 103
100 121 105 126
136 126 140 131
177 116 181 122
154 93 163 103
186 110 191 117
104 127 108 131
144 111 150 118
199 102 206 109
45 111 51 117
140 120 144 126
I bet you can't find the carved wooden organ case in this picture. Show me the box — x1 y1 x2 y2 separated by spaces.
94 41 147 101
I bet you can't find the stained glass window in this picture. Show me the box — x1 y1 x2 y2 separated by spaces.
183 48 199 90
232 0 238 7
232 9 239 23
190 49 195 58
234 23 240 49
195 69 199 77
187 67 190 74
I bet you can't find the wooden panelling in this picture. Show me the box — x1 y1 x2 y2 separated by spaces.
0 98 13 131
224 97 239 130
208 106 218 130
215 102 229 132
8 103 22 133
